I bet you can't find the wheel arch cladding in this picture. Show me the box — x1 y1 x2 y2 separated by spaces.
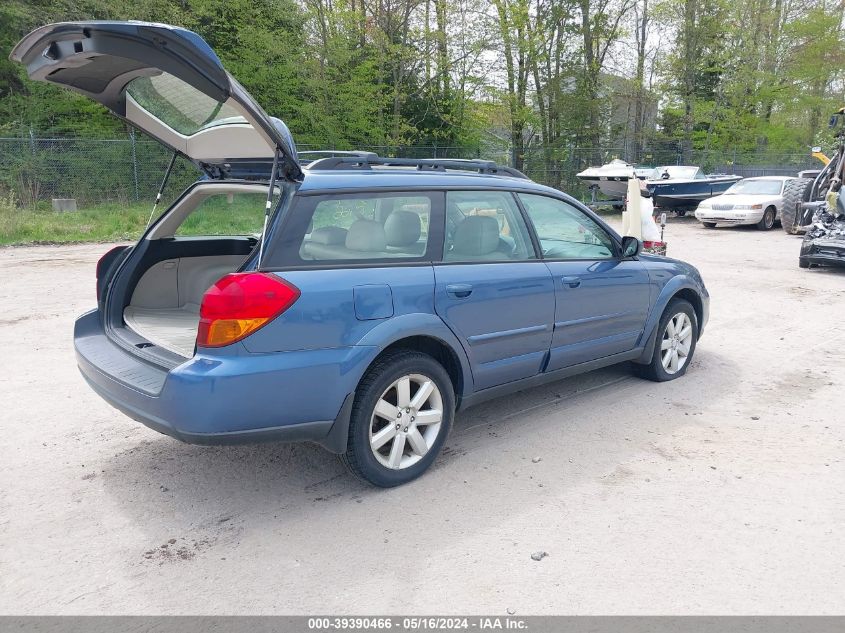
324 332 467 456
672 287 703 334
636 280 704 364
355 313 474 401
369 335 465 407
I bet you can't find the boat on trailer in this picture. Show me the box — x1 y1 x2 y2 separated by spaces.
646 166 742 213
576 159 642 199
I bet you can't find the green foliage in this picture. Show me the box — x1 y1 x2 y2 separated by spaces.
0 200 150 245
0 0 842 220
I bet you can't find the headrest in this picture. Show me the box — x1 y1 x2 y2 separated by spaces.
384 211 422 247
451 215 500 256
346 220 387 252
309 226 347 245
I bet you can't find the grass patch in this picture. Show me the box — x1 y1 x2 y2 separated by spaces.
0 191 267 246
0 198 151 246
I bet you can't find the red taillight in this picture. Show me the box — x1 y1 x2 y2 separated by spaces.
197 273 300 348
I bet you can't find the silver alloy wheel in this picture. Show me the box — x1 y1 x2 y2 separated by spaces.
369 373 443 470
660 312 693 375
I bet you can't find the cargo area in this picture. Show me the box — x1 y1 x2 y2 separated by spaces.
98 183 272 359
122 254 245 357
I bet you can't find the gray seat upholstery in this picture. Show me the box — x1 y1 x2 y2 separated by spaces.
346 219 387 252
447 215 503 260
301 225 348 259
385 210 424 255
302 220 388 260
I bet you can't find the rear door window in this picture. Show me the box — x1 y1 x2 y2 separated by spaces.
443 191 536 261
264 191 444 266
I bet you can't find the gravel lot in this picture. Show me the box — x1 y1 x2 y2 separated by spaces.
1 218 843 615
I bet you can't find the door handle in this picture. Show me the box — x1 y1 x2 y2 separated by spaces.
562 275 581 288
446 283 473 299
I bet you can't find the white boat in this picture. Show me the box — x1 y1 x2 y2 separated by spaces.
576 159 638 199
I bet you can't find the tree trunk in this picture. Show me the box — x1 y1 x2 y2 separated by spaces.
494 0 529 171
633 0 648 163
681 0 696 163
580 0 602 164
434 0 449 99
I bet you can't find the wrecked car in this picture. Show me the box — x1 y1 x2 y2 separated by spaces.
795 108 845 269
800 192 845 269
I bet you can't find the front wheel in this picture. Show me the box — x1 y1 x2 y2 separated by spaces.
756 207 776 231
341 350 455 487
702 222 717 229
633 299 699 382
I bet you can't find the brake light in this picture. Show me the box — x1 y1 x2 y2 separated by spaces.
197 273 299 348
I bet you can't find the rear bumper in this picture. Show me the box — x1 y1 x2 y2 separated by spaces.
74 310 363 451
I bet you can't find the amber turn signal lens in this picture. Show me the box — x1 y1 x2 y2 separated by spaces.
196 273 300 348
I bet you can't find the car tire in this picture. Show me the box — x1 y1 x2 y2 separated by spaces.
341 350 455 487
756 206 776 231
799 258 810 269
781 178 812 235
632 299 698 382
703 222 717 229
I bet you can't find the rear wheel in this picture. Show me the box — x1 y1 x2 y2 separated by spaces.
341 350 454 487
781 178 813 235
703 222 717 229
756 206 776 231
633 299 698 382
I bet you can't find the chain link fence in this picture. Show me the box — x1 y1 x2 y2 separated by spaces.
0 132 198 208
0 133 820 209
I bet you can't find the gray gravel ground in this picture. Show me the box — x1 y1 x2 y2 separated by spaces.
0 217 843 614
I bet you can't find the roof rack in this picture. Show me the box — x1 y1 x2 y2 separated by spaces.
298 150 379 166
305 154 530 179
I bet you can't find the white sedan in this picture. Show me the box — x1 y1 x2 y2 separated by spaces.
694 176 794 230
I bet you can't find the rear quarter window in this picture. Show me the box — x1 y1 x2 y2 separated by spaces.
264 191 443 267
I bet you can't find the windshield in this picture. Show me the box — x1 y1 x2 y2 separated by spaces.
127 72 246 135
649 166 701 180
725 179 784 195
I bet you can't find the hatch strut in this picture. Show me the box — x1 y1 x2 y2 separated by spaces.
146 151 178 228
257 149 281 268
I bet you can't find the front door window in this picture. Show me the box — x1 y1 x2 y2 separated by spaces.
518 194 615 260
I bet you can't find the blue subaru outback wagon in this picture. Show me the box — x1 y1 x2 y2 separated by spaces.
13 21 709 486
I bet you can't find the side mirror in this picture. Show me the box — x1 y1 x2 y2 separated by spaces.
659 212 667 227
621 235 642 258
